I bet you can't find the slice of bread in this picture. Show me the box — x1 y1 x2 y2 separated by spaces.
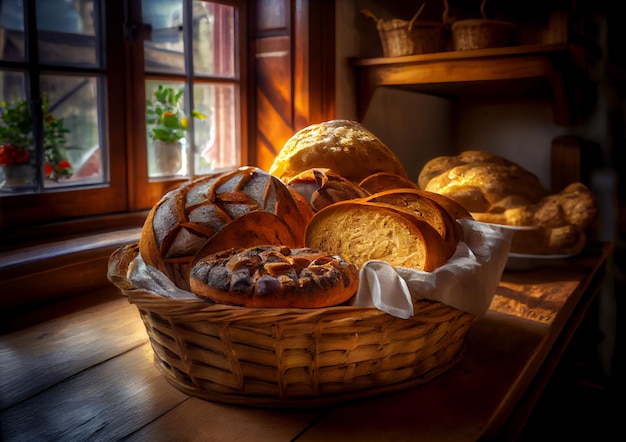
362 189 461 254
304 200 449 271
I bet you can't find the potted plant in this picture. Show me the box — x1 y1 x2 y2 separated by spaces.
146 85 206 175
0 98 34 189
0 96 72 189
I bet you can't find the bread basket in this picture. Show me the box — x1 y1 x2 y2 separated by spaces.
108 242 475 408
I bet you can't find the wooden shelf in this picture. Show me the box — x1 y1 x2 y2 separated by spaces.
351 43 597 126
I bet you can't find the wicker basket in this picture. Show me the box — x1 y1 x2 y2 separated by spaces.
108 243 475 408
363 8 444 57
451 18 515 51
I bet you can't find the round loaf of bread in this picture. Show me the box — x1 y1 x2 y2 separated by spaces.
269 120 409 183
139 166 314 290
418 150 546 213
189 245 359 308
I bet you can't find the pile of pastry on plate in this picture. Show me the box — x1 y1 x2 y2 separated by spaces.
418 150 597 256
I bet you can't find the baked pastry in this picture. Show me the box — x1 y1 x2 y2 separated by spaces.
419 150 546 213
269 120 409 183
472 182 597 229
418 150 597 255
305 200 449 271
189 245 359 308
286 167 370 211
139 166 314 290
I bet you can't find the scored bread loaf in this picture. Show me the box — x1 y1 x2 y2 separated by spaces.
189 245 359 308
139 166 314 290
269 120 409 183
286 167 371 211
305 200 449 271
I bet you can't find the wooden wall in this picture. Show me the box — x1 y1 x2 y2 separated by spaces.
250 0 336 172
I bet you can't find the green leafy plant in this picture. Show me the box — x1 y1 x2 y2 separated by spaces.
0 96 72 178
146 85 206 143
0 98 32 154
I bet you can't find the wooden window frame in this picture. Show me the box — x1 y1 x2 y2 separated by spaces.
0 0 249 248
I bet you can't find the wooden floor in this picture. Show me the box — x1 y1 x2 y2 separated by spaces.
0 242 619 441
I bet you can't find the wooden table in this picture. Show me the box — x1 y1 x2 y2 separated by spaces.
0 242 609 441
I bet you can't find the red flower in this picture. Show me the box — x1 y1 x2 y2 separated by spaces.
44 162 54 178
0 143 30 166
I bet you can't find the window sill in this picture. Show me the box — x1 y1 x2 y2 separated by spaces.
0 227 141 328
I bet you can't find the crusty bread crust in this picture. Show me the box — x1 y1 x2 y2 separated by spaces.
189 245 359 308
286 167 371 211
358 171 418 194
269 120 409 183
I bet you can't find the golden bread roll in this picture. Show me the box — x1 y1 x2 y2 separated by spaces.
269 120 409 183
358 171 418 194
286 167 370 211
189 245 359 308
419 150 546 212
139 166 314 290
470 182 597 255
305 200 449 271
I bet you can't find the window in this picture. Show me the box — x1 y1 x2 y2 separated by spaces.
142 0 240 179
0 0 246 241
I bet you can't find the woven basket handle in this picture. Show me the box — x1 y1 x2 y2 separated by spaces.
408 3 426 31
360 9 381 26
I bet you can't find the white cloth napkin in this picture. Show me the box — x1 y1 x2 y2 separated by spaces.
352 219 514 319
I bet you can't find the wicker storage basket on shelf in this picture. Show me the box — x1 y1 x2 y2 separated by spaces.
108 243 475 408
451 18 515 51
362 7 444 57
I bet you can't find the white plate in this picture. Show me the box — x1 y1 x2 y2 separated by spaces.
506 251 577 270
478 222 541 231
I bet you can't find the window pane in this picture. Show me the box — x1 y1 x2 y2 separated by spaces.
194 83 238 174
37 0 98 67
0 0 25 61
0 70 34 192
41 74 105 187
193 2 235 77
143 0 185 74
145 79 187 177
